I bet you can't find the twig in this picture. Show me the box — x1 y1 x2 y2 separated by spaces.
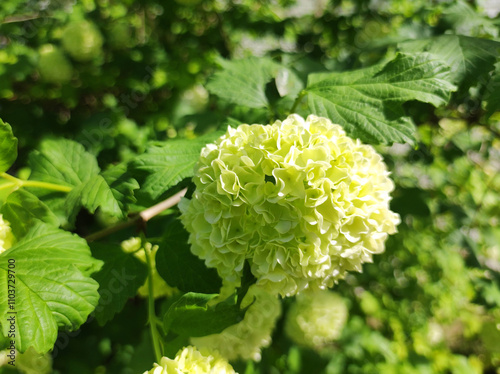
85 188 187 242
140 188 187 222
84 217 141 243
2 13 44 24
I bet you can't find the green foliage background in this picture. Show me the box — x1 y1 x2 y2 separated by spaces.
0 0 499 373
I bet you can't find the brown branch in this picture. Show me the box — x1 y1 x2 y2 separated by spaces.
85 188 187 242
2 14 43 24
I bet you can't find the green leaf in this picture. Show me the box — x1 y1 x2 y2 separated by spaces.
399 35 500 92
485 63 500 117
477 279 500 307
28 139 100 188
275 66 304 98
0 180 18 206
390 187 431 218
441 0 498 39
306 53 456 144
156 219 222 294
0 119 18 173
90 243 148 326
0 223 102 353
163 292 247 338
206 57 281 108
133 132 224 200
101 163 140 207
66 175 124 219
65 164 138 221
1 189 60 238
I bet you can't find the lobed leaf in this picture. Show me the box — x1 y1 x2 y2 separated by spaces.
28 139 100 188
0 223 102 353
306 53 456 145
65 162 138 221
132 132 223 200
163 292 247 338
485 63 500 117
441 0 498 39
399 35 500 93
1 189 60 238
0 119 18 173
101 163 140 207
206 57 281 108
66 175 124 219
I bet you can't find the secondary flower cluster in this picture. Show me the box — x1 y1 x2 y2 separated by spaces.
143 346 237 374
0 214 14 254
0 347 52 374
180 114 400 296
284 290 348 348
191 284 282 361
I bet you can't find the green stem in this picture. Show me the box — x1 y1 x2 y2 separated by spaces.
0 172 72 193
0 172 18 183
0 182 16 191
19 180 72 192
290 90 306 114
142 233 162 363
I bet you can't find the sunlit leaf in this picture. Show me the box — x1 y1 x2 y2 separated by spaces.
0 223 102 353
0 119 18 173
306 53 456 144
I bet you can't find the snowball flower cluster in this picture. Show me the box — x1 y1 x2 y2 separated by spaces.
121 237 176 298
180 114 400 296
143 346 237 374
284 290 348 348
191 284 281 361
0 214 14 254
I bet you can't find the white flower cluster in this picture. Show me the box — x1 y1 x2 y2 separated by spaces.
143 346 237 374
284 290 348 348
191 285 281 362
180 114 400 296
0 214 14 254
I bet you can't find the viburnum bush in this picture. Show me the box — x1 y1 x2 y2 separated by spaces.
1 0 500 373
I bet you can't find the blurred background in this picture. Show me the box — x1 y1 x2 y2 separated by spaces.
0 0 500 373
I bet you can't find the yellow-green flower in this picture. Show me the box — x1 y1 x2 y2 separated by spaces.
284 290 348 349
180 114 400 296
121 237 177 298
0 347 52 374
143 346 237 374
0 214 14 254
191 284 281 361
